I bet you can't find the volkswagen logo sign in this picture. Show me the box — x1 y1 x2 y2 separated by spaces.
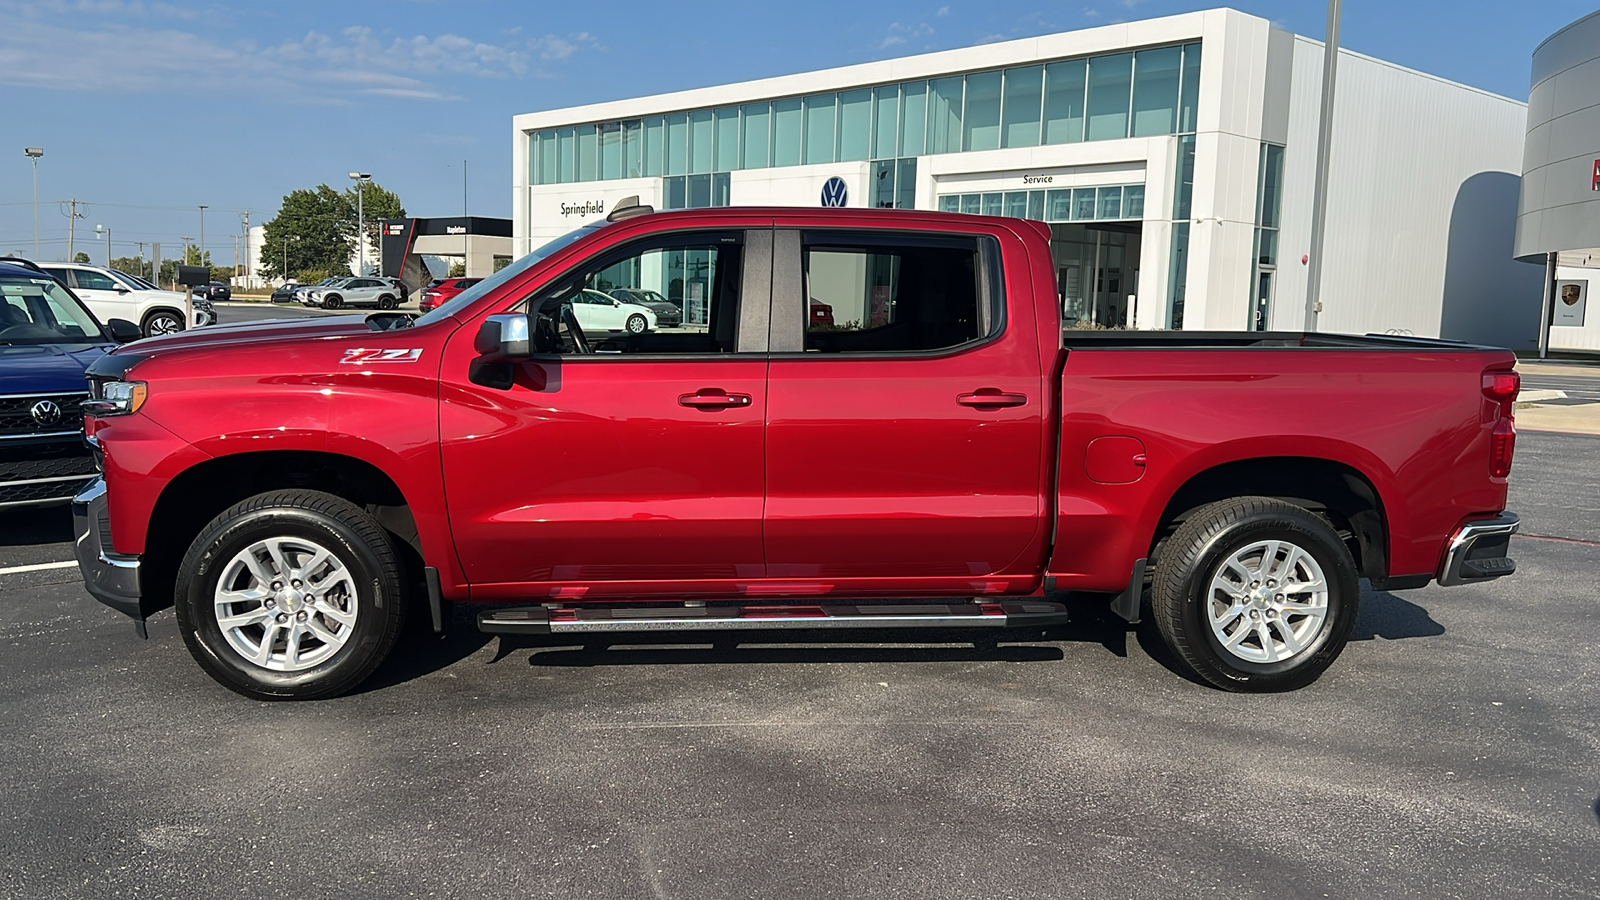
820 176 849 208
30 399 63 426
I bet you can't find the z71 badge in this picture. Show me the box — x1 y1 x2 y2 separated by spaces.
341 348 424 365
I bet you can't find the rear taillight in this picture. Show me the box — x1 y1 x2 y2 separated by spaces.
1483 368 1520 478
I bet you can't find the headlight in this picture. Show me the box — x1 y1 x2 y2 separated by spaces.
83 381 148 417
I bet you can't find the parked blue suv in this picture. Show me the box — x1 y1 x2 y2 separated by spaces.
0 258 137 511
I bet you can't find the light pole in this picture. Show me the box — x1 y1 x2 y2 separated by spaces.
348 172 371 275
197 204 207 266
95 224 110 265
24 148 42 258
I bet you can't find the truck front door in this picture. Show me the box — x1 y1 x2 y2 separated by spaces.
439 227 773 595
762 227 1047 588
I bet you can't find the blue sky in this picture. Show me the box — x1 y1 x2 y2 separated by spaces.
1 0 1592 266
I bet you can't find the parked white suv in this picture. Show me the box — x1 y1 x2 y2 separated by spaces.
309 277 401 310
39 262 216 336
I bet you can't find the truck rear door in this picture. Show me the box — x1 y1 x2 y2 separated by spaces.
761 225 1047 589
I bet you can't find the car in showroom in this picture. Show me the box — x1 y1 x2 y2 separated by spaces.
419 277 481 313
0 257 139 511
608 288 682 327
572 288 657 334
39 261 216 336
308 277 401 310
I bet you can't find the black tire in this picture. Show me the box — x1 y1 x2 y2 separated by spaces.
1151 497 1359 692
625 313 647 334
174 489 408 700
378 295 396 310
324 294 342 310
141 309 184 337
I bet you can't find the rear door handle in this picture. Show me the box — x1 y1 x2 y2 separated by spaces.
957 389 1028 409
679 388 753 409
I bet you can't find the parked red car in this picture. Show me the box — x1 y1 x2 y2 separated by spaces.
418 277 481 313
75 203 1521 700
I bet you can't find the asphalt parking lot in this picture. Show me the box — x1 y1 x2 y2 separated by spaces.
2 432 1597 899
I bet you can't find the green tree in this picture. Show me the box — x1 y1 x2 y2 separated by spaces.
72 251 90 264
258 182 405 282
110 256 153 281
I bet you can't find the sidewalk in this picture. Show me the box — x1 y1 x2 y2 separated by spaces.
1515 361 1600 435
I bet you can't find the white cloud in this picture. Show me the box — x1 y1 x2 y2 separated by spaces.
936 5 950 15
0 4 594 102
880 21 935 49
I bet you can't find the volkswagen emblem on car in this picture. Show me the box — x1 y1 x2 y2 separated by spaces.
30 400 63 426
820 176 849 208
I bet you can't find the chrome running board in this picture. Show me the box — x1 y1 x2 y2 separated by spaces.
477 600 1069 635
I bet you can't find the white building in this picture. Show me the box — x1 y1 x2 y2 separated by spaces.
512 7 1541 343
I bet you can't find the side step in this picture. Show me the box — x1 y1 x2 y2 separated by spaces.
478 600 1069 635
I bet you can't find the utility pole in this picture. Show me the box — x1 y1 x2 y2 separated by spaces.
463 158 469 275
61 198 85 260
198 205 207 266
1303 0 1342 333
136 241 147 279
24 148 43 258
180 236 193 269
348 172 371 275
240 210 250 287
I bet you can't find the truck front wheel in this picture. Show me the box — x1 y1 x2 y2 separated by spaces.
174 489 407 700
1151 497 1359 692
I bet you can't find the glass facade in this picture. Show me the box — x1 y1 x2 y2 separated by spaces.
527 42 1201 184
1250 143 1285 330
937 183 1144 222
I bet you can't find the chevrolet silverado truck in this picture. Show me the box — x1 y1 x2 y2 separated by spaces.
73 201 1522 700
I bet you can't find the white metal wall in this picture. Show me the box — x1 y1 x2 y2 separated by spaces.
1275 39 1542 348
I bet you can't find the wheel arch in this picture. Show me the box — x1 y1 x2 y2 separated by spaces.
1147 455 1390 584
140 449 425 619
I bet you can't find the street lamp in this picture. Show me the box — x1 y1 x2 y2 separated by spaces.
24 148 42 259
94 224 110 266
197 204 207 265
348 172 371 275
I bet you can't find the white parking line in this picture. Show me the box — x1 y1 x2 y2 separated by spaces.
0 560 77 576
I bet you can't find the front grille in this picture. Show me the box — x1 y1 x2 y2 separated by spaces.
0 452 98 483
0 392 88 438
0 477 91 505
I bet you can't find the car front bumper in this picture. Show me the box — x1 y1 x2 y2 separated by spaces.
73 477 146 633
1436 512 1519 587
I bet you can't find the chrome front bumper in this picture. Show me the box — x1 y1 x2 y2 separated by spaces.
72 477 147 634
1437 512 1519 587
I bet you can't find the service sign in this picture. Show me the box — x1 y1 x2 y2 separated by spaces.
1554 280 1587 326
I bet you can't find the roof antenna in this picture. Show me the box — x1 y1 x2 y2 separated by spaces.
607 196 654 221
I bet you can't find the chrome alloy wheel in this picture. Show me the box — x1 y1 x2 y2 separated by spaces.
212 536 359 672
1206 539 1329 664
147 314 182 335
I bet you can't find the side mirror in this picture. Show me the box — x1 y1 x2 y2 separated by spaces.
474 313 532 359
105 318 141 344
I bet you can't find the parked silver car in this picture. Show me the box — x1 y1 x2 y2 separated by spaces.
309 277 401 310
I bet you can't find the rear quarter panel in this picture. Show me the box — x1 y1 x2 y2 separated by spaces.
1047 347 1514 590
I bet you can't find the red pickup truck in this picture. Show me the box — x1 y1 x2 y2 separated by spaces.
74 202 1521 700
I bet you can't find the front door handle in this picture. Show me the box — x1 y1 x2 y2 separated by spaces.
679 388 753 409
957 388 1028 409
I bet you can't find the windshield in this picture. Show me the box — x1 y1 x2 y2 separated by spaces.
0 275 106 344
414 222 610 326
111 270 154 291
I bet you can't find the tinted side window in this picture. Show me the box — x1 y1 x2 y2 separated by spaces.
72 269 118 291
800 233 996 353
522 232 745 355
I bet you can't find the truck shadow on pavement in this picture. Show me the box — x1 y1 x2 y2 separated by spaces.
0 505 74 547
363 589 1445 690
1132 586 1447 687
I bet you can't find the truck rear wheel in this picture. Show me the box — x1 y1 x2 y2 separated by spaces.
174 489 407 700
1151 497 1358 692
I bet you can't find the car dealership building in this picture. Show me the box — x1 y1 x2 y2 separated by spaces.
513 7 1541 343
